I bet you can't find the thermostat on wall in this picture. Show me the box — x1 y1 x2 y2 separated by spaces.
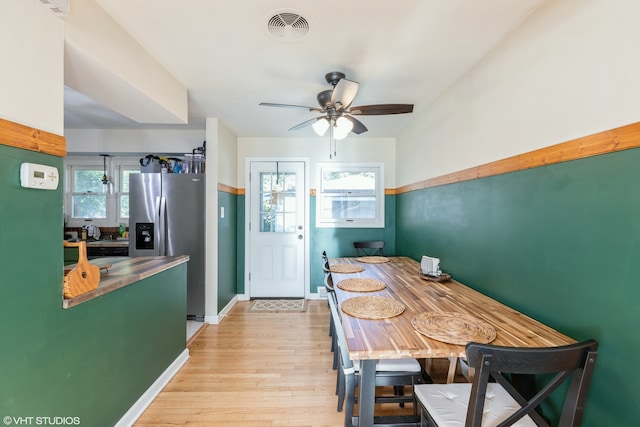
20 162 59 190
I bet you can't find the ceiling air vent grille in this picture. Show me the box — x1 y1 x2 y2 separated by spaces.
267 12 310 41
36 0 69 16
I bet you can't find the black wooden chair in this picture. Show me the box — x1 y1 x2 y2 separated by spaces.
322 251 339 369
414 339 598 427
328 295 424 426
353 240 384 257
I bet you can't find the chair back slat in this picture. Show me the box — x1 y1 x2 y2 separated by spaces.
558 349 598 426
328 292 354 373
465 340 598 427
322 250 334 291
353 241 384 257
325 271 335 291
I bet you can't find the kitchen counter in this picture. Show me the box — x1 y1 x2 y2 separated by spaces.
63 255 189 309
83 239 129 248
64 239 129 263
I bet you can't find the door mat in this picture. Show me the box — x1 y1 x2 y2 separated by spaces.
250 299 307 313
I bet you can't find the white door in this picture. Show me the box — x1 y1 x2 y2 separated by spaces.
249 161 306 297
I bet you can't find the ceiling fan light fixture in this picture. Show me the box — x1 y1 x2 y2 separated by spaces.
312 118 329 136
100 154 113 195
333 116 353 140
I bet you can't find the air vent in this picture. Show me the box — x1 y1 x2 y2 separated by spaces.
36 0 69 16
267 12 310 41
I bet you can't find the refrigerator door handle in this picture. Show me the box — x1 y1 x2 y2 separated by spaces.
158 196 167 256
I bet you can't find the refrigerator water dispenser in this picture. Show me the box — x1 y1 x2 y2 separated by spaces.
135 223 154 250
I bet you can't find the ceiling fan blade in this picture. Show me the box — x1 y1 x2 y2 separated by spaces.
260 102 323 113
331 78 359 110
288 117 321 131
343 115 368 135
348 104 414 115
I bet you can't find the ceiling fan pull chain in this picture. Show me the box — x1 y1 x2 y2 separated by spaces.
329 126 334 159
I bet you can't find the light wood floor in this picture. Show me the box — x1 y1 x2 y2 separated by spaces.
134 300 456 427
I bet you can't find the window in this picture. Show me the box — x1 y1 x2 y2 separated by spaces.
316 163 384 228
64 157 139 227
117 166 139 223
70 167 108 220
259 171 298 233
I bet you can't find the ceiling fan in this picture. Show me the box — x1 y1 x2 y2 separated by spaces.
259 71 413 141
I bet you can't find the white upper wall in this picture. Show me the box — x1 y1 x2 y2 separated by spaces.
0 0 64 134
237 137 396 189
216 121 238 188
64 0 188 125
396 0 640 187
65 128 205 154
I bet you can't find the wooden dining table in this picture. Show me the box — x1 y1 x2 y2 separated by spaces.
330 256 575 427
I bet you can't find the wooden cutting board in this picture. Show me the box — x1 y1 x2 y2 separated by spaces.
62 241 101 298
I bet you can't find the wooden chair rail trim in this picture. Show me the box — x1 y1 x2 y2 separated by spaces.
217 183 241 195
0 118 66 157
3 113 624 191
396 121 640 194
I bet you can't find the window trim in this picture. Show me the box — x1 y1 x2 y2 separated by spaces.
315 162 385 228
116 165 141 225
64 157 140 228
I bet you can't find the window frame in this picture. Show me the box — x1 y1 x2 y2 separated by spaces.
315 162 385 228
116 165 141 225
64 157 140 228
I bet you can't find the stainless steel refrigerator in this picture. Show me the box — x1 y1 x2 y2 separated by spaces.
129 173 205 320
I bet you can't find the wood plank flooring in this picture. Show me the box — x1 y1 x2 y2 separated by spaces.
134 300 456 427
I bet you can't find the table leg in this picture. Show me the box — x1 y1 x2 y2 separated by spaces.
359 359 377 427
447 357 458 383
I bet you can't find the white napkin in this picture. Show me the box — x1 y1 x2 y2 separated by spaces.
85 224 101 240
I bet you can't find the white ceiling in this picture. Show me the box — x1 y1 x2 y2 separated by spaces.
64 0 546 138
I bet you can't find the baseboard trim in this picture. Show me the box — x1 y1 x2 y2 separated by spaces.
204 295 239 324
114 348 190 427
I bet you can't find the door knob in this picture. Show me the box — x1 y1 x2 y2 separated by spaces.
298 234 303 240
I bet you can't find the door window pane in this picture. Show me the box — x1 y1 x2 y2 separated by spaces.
259 171 297 233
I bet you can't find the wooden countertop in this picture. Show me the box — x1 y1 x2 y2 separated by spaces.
63 256 189 309
64 239 129 248
85 239 129 248
331 256 575 360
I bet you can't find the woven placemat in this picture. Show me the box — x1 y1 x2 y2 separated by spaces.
356 256 391 264
341 296 405 319
412 312 496 345
330 264 365 274
337 278 387 292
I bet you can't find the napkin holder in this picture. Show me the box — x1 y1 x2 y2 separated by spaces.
420 255 441 276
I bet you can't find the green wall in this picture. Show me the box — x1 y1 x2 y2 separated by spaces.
235 195 396 295
218 190 238 310
396 148 640 426
236 195 246 295
0 145 187 426
310 195 396 293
